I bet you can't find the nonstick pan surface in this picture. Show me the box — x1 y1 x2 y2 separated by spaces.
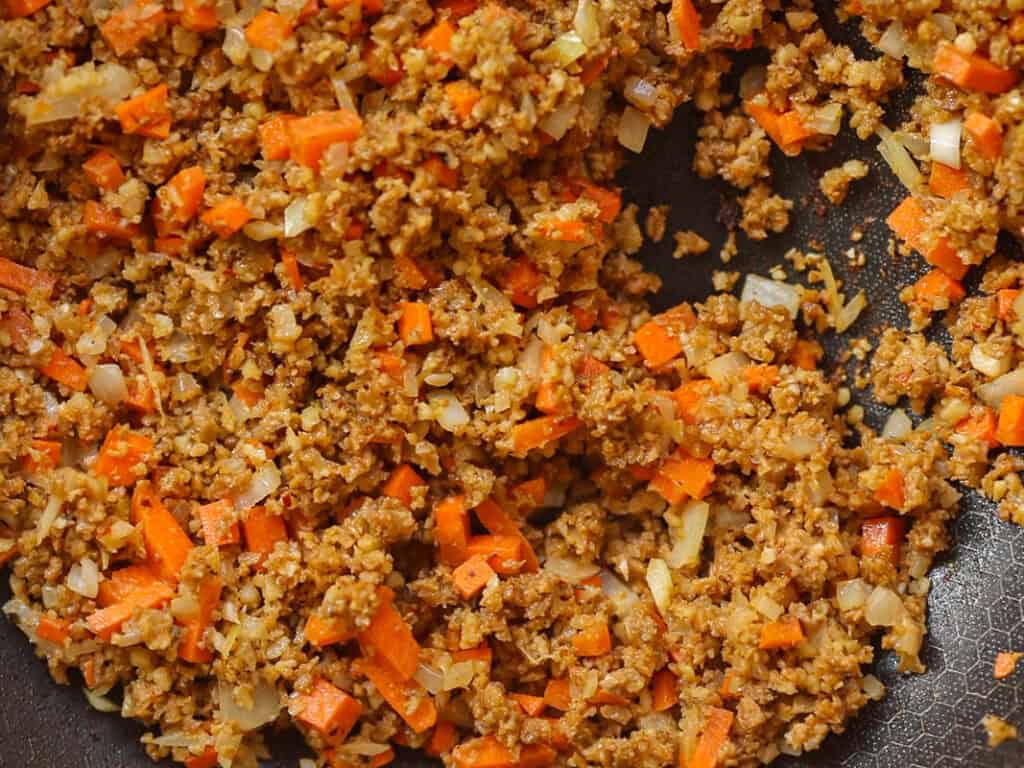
1 5 1022 767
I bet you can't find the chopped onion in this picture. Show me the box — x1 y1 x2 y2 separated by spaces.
624 77 657 110
518 336 545 382
779 434 817 460
877 125 922 193
865 586 904 627
467 276 522 338
172 372 200 401
573 0 600 47
443 661 476 691
543 555 599 582
862 674 885 700
740 274 800 317
89 363 128 404
882 409 912 441
645 558 673 615
217 680 281 731
428 390 470 432
250 47 274 72
223 26 249 65
931 13 957 39
666 500 709 568
876 21 906 59
739 66 766 100
414 662 444 694
539 100 581 141
970 345 1010 378
930 119 962 170
37 495 63 545
331 76 356 111
896 130 930 158
618 106 651 153
25 63 137 125
638 712 675 732
234 464 281 511
547 31 587 66
805 103 843 137
84 688 120 713
599 569 639 615
243 220 283 240
67 557 100 599
836 291 867 333
977 368 1024 408
751 592 784 620
284 197 316 238
836 578 870 611
706 352 750 387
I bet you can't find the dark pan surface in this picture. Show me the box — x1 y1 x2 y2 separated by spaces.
2 5 1023 766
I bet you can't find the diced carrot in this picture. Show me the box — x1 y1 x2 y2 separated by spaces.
744 101 801 156
650 455 715 505
287 109 363 169
744 364 779 394
537 219 589 242
997 288 1020 320
358 586 421 680
181 0 218 31
4 0 50 17
0 257 56 298
95 427 154 487
260 114 295 160
1012 14 1024 43
154 165 206 236
427 720 458 756
85 581 174 641
535 348 563 415
651 668 677 712
452 554 495 598
670 0 700 49
436 494 470 565
635 307 695 366
423 155 458 189
242 506 288 558
381 463 425 507
511 415 580 454
672 379 717 425
860 516 906 564
134 484 194 581
466 534 522 575
23 439 61 474
370 748 395 768
589 689 629 706
965 112 1003 161
245 9 293 51
956 407 999 449
178 576 222 663
394 252 429 290
933 43 1019 94
184 747 218 768
687 707 734 768
543 678 571 711
196 499 240 546
520 744 557 768
572 619 612 657
83 151 125 191
295 678 363 742
445 80 481 120
579 53 609 86
419 19 455 57
510 693 546 717
398 301 433 346
912 269 965 310
718 670 738 699
36 615 71 645
452 735 516 768
568 304 598 333
97 564 162 607
789 339 823 370
154 236 187 255
100 1 167 56
874 468 905 510
513 477 547 510
929 162 970 198
994 651 1022 680
364 43 404 86
436 0 476 18
776 111 813 147
997 394 1024 446
116 84 171 139
758 616 804 650
356 657 437 733
475 498 539 572
305 612 355 647
502 256 542 309
452 644 491 667
568 178 622 224
201 198 251 238
84 201 141 241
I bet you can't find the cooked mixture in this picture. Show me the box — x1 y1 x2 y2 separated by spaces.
1 0 1023 766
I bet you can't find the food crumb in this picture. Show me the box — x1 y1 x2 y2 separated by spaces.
712 270 740 291
819 160 870 205
673 229 711 258
645 205 670 243
994 651 1022 679
982 714 1019 748
719 230 738 263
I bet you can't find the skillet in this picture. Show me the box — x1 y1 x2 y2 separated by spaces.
1 3 1022 766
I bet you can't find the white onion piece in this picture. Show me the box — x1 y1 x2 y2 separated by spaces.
223 27 249 65
882 409 912 441
836 578 870 611
977 368 1024 408
414 662 444 695
618 107 651 153
84 688 120 713
543 555 599 582
931 13 957 39
877 125 922 193
862 674 885 700
518 336 545 382
443 661 476 691
666 499 709 568
539 101 581 141
836 291 867 333
250 47 274 72
780 435 817 460
573 0 599 47
638 712 675 732
930 119 962 170
645 558 672 615
706 352 750 386
865 586 904 627
284 198 315 238
806 103 843 136
25 63 137 126
89 363 128 404
332 76 356 111
876 21 906 58
235 464 281 510
599 569 639 615
740 274 800 317
37 495 63 545
751 592 783 620
624 78 658 110
67 557 99 599
738 66 766 100
896 130 929 158
547 31 587 66
218 680 281 731
970 345 1010 378
427 390 470 432
244 220 283 240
